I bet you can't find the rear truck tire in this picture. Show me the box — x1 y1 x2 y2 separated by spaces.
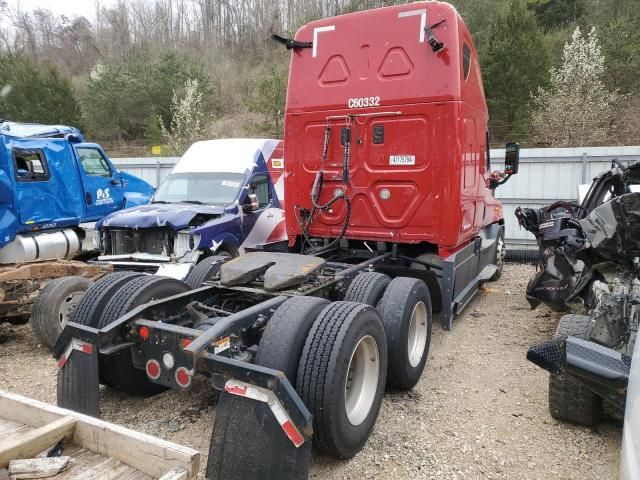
490 227 506 281
255 296 330 384
98 275 191 396
184 255 226 289
297 301 388 459
72 271 145 328
343 272 391 307
378 277 432 390
548 314 602 426
70 271 145 387
31 276 92 348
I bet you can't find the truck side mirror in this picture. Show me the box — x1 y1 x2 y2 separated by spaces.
243 194 259 213
504 142 520 175
489 142 520 189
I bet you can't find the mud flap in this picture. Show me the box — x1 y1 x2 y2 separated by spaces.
206 391 312 480
56 339 100 417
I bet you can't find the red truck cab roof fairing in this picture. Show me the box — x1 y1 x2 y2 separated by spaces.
284 2 500 253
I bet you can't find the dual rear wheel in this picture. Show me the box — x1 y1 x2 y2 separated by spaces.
256 273 432 458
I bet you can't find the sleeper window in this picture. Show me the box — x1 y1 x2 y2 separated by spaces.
13 150 49 182
462 43 471 81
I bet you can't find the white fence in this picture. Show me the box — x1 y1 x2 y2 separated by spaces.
113 145 640 249
491 146 640 248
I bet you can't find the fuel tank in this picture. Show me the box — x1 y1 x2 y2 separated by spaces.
0 229 81 264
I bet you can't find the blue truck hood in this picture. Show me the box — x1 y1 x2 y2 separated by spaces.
98 203 225 230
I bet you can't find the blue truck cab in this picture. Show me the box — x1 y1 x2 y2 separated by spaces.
96 138 286 279
0 121 155 263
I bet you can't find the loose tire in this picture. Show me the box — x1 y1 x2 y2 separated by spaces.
490 228 506 281
255 296 330 384
184 255 226 289
548 314 602 426
297 301 387 459
98 276 190 395
31 276 92 348
378 277 432 390
343 272 390 307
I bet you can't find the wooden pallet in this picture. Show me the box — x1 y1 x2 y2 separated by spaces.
0 390 199 479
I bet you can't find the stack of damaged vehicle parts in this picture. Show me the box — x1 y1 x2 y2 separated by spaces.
522 159 640 430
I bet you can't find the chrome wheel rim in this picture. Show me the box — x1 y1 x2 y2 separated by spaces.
407 301 428 368
345 335 380 426
58 291 84 329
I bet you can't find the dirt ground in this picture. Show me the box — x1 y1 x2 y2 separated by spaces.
0 264 622 479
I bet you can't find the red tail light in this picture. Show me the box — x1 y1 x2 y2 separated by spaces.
145 359 161 380
139 326 150 341
175 367 192 388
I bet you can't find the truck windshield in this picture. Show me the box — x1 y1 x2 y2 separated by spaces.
153 172 245 205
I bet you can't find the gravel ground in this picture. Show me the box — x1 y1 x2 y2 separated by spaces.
0 264 621 479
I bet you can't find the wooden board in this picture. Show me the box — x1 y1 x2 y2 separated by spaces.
0 390 199 479
0 416 75 467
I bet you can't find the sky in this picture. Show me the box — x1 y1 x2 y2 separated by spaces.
5 0 117 20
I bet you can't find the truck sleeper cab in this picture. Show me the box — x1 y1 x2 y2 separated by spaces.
284 1 518 328
95 138 287 279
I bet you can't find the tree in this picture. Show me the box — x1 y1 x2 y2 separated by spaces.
531 26 620 147
160 79 207 154
248 57 288 137
480 0 550 143
527 0 584 30
589 0 640 94
0 54 81 125
82 51 213 140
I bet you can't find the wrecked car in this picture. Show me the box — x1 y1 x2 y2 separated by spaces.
520 159 640 426
94 138 287 281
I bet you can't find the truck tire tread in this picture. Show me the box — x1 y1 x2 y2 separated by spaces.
73 272 144 327
297 301 387 458
378 277 432 390
344 272 390 306
548 314 602 426
184 256 226 289
255 296 330 385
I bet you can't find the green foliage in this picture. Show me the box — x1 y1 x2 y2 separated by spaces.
480 0 550 142
591 1 640 94
248 56 288 138
527 0 584 30
0 54 81 126
82 51 214 140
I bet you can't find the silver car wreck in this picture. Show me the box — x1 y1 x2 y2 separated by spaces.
521 160 640 428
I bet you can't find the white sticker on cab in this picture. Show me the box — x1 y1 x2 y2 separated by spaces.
222 180 241 188
389 155 416 166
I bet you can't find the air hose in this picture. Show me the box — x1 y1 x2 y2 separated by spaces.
299 122 352 254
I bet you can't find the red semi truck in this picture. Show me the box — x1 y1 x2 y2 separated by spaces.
54 3 518 479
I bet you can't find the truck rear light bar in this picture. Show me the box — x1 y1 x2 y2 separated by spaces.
224 379 305 448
